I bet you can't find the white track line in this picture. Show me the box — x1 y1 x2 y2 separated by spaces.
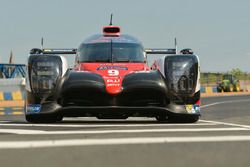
0 127 248 135
0 129 45 134
0 122 216 128
200 119 250 129
0 136 250 149
201 99 250 109
200 99 250 129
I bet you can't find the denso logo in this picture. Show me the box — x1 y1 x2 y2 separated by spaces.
107 83 120 87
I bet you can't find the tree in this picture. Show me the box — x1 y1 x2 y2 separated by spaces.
230 68 244 79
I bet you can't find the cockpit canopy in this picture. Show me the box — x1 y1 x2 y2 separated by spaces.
77 34 145 63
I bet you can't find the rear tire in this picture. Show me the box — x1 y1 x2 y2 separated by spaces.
227 85 234 92
235 85 240 92
25 114 63 123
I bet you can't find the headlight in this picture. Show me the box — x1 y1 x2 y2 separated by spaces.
28 55 62 97
165 55 198 96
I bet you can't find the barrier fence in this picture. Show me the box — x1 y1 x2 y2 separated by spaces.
201 81 250 93
0 79 25 115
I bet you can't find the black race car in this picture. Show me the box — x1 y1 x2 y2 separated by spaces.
25 23 201 123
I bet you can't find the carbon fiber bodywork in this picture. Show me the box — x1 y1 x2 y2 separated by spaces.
26 69 200 119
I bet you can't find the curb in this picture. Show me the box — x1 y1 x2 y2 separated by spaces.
0 100 25 116
0 111 24 116
201 92 250 97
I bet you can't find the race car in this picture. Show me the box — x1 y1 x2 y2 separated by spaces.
25 23 201 123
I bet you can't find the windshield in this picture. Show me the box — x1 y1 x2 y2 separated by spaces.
78 43 145 63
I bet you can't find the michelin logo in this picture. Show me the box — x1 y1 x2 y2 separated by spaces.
27 104 42 113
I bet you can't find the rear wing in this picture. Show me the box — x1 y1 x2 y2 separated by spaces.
145 48 195 55
145 38 178 55
30 48 77 55
145 48 176 54
43 48 77 54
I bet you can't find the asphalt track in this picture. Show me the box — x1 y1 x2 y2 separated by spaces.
0 95 250 167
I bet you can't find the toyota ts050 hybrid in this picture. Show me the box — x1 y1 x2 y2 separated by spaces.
25 22 201 123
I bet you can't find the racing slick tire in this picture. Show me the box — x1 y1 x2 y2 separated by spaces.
25 114 63 123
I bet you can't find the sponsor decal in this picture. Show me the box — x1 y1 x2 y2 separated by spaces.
104 76 121 87
106 79 121 83
89 39 110 43
90 36 135 43
97 66 128 71
108 69 119 76
185 104 200 114
27 104 42 113
107 83 120 87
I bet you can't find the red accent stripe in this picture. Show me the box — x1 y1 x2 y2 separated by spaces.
196 99 201 105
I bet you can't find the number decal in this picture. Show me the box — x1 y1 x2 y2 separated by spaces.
108 70 119 76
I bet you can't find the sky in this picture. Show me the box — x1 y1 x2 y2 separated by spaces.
0 0 250 72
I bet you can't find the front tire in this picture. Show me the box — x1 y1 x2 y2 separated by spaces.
25 114 63 123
